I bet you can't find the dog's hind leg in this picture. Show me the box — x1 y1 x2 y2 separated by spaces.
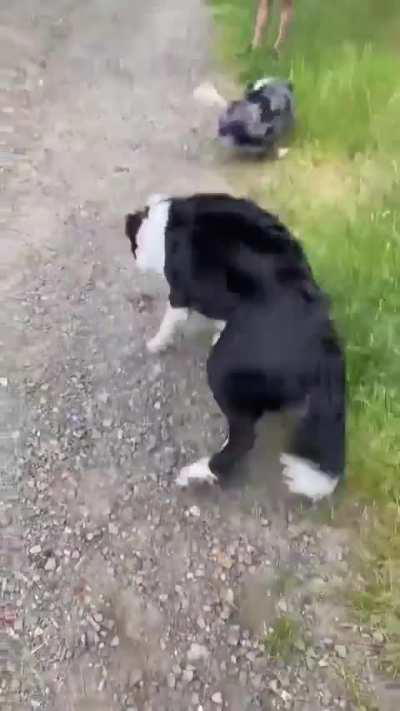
209 415 256 483
281 356 346 502
146 302 188 353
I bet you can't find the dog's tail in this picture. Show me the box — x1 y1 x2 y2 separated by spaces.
193 81 228 109
281 343 345 501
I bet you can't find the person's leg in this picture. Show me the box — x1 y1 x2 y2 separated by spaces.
251 0 272 50
273 0 294 53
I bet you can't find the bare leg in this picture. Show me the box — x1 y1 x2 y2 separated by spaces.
146 302 188 353
251 0 272 50
273 0 294 53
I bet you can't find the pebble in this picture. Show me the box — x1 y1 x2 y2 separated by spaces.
129 669 143 686
187 643 209 662
44 557 56 571
182 668 194 683
110 635 120 647
227 626 240 646
189 505 201 518
29 545 42 555
211 692 223 705
335 645 347 659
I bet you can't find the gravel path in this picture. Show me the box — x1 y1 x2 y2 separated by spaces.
0 1 383 709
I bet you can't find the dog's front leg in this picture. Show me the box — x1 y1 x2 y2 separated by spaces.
146 302 188 353
176 416 256 487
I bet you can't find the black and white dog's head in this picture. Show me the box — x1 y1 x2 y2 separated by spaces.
125 194 170 275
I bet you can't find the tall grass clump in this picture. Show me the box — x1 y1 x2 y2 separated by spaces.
305 195 400 500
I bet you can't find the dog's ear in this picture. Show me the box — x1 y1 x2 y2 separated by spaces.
125 212 143 257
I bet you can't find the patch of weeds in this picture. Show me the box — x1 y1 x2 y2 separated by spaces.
351 502 400 677
270 569 299 597
263 615 303 661
334 661 378 711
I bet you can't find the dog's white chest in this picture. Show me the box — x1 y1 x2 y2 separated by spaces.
136 200 170 275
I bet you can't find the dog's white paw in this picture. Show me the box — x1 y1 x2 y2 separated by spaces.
280 453 338 502
176 457 217 488
193 82 227 109
146 336 168 354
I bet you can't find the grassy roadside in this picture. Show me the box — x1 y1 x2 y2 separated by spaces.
209 0 400 677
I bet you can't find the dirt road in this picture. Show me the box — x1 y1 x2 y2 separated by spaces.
0 1 378 710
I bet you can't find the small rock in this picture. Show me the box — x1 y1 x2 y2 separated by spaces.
197 616 206 630
189 505 201 518
211 692 223 705
281 690 292 703
227 626 240 646
29 545 42 555
187 643 209 662
217 551 233 570
278 599 288 613
269 680 279 695
110 635 120 647
129 669 143 686
97 391 110 404
335 644 347 659
182 668 194 683
44 557 56 571
223 588 234 606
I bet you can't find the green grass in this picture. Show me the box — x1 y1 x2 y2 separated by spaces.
210 0 400 680
263 615 303 660
351 501 400 677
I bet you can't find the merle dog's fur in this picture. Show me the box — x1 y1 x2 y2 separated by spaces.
218 78 295 156
125 193 345 499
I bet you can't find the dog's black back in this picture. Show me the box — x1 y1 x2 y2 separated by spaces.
164 194 317 313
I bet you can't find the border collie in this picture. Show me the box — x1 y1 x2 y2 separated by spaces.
125 193 345 502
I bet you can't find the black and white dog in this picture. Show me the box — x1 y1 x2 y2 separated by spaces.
125 193 345 502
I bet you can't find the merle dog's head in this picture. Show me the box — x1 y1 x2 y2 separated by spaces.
125 207 149 259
